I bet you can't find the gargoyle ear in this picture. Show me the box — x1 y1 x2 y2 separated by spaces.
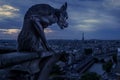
60 2 67 11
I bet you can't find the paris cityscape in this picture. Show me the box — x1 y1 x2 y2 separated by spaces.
0 0 120 80
0 36 119 80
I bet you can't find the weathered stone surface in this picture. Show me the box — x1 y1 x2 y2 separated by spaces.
0 52 53 69
0 52 54 80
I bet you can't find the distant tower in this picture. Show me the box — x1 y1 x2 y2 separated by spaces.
81 32 85 54
82 32 84 42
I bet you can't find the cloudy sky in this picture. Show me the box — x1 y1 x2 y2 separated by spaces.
0 0 120 40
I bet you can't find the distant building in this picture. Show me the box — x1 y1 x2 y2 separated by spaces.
117 48 120 57
112 48 120 79
112 62 120 80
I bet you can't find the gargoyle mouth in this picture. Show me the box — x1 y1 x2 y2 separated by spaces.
58 21 68 29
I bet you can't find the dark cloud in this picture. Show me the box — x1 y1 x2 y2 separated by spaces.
0 0 120 39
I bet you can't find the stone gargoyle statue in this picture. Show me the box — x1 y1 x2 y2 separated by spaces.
12 2 69 80
17 2 68 52
0 2 69 80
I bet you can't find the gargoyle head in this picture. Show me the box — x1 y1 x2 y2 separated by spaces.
57 2 68 29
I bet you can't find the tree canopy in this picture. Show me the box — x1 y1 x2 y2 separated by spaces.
80 72 101 80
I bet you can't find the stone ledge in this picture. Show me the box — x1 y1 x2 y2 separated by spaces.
0 51 53 68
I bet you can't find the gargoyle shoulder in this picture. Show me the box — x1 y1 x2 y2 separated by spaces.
25 4 55 19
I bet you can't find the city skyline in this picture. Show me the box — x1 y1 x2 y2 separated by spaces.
0 0 120 40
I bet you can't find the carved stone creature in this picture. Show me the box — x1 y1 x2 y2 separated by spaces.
17 2 68 52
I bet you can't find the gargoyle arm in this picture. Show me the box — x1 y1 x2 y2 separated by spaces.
31 16 50 51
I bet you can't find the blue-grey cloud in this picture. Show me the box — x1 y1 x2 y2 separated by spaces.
0 0 120 40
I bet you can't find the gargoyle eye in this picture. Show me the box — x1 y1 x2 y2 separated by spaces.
66 16 68 19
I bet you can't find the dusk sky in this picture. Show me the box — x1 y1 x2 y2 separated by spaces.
0 0 120 40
